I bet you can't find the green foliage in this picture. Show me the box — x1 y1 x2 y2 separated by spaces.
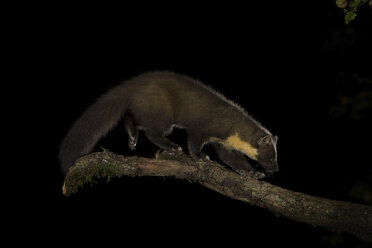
336 0 348 8
349 180 372 204
349 0 363 7
329 73 372 120
349 170 372 205
336 0 371 24
345 10 357 24
329 91 372 119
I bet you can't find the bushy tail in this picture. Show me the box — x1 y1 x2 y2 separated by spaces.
59 86 129 175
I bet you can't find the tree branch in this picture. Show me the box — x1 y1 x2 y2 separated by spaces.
62 150 372 242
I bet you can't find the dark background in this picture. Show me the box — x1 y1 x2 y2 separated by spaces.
50 2 371 247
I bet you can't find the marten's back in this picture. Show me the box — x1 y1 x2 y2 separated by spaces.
125 71 245 127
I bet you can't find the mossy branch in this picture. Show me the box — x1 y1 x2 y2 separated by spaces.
62 150 372 242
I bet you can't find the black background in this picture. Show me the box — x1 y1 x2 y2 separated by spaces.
49 2 372 247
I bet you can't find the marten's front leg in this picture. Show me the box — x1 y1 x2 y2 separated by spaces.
124 112 138 150
213 143 265 179
187 131 210 161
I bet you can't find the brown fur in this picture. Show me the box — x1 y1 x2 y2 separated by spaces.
59 71 278 176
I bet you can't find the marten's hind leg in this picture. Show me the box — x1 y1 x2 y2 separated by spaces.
145 130 182 152
123 112 138 150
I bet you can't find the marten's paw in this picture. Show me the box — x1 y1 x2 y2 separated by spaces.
236 170 265 180
198 152 210 162
167 146 182 156
128 136 137 150
156 147 183 158
251 171 266 180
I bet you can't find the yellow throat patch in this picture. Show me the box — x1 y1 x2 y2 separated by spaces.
218 133 258 160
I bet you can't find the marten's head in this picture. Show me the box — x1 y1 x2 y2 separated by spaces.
254 134 278 176
220 131 279 177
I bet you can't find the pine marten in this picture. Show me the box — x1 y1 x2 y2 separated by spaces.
59 71 278 179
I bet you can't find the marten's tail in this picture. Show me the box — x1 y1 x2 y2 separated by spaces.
59 85 129 175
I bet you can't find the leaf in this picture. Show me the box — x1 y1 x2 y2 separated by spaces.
345 11 357 24
336 0 348 8
348 0 362 8
369 0 372 7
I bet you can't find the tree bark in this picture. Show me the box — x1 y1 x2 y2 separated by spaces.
62 150 372 242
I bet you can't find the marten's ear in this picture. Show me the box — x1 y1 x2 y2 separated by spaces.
258 134 271 145
273 135 278 143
